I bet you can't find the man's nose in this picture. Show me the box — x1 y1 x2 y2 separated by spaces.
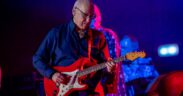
85 17 91 23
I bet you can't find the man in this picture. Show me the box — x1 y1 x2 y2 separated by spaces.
90 5 126 96
90 4 120 59
120 35 159 96
33 0 115 96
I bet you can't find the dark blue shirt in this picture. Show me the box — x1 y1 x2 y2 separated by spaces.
33 20 110 79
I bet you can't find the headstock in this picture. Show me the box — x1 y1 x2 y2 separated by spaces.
126 51 146 61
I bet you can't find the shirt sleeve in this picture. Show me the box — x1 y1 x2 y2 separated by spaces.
32 28 57 79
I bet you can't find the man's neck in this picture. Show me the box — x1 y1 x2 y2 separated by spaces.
78 30 85 38
76 28 86 38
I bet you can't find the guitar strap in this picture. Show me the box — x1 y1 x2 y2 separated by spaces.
80 29 93 71
88 29 93 60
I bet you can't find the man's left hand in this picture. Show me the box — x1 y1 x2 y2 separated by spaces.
105 61 115 73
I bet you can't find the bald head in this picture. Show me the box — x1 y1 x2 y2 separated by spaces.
73 0 94 14
72 0 95 30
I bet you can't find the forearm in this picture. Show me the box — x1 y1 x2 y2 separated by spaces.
33 55 55 79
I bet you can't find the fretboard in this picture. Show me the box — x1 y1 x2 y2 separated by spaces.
77 56 126 77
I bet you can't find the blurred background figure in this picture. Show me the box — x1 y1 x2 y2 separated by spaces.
90 4 121 59
90 4 126 96
120 35 139 57
120 35 159 96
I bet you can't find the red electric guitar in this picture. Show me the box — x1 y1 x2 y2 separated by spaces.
44 52 146 96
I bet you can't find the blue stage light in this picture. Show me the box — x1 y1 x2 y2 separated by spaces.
158 44 179 57
160 48 168 55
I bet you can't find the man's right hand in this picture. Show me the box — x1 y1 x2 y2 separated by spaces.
51 72 70 86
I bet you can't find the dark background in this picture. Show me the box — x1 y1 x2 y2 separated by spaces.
1 0 183 95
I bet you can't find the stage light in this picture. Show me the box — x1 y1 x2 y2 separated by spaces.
168 46 177 54
160 48 168 55
158 44 179 57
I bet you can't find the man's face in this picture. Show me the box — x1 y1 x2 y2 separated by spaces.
120 37 139 56
73 6 95 30
120 39 134 56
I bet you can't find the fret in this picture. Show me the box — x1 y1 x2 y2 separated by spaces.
77 56 125 77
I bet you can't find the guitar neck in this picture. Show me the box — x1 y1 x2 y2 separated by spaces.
77 56 126 77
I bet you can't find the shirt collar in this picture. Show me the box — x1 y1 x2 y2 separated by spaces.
69 19 89 39
68 19 76 33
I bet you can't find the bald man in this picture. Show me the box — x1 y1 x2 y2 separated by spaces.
33 0 116 95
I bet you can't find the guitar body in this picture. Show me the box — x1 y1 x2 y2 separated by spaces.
44 57 93 96
43 52 145 96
